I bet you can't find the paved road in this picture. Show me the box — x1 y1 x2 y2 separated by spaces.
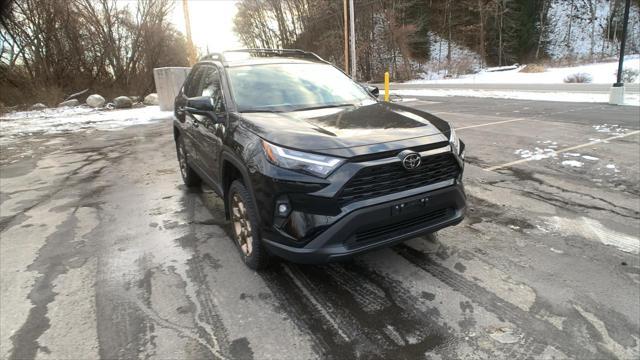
1 98 639 359
377 82 640 93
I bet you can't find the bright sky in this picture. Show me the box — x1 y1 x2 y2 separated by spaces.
170 0 242 52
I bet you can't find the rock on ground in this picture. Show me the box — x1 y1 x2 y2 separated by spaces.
113 96 133 109
31 103 47 110
86 94 105 108
57 99 80 108
143 93 159 106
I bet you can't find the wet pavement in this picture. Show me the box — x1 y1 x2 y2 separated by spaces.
1 98 639 359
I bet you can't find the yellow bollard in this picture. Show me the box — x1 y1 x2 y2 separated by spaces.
384 72 390 102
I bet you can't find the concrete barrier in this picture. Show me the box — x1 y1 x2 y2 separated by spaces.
153 67 191 111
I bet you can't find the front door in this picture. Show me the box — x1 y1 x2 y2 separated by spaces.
191 65 227 186
179 65 207 166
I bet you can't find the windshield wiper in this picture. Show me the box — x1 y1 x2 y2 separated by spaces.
292 103 355 112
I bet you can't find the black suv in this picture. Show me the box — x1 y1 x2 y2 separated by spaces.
174 49 466 269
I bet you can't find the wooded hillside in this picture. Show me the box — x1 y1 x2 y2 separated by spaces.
233 0 640 81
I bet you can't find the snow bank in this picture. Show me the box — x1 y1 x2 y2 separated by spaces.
0 106 172 144
391 88 640 106
408 55 640 85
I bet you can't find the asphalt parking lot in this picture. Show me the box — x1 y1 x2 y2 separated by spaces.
1 97 639 359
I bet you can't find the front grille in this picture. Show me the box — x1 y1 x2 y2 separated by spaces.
338 153 460 205
354 208 451 243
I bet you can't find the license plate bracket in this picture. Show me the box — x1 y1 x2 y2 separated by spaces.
390 197 429 216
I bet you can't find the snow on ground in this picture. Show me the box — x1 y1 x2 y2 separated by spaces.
514 147 557 161
546 216 640 254
408 55 640 85
391 89 640 106
511 125 628 178
562 160 584 168
592 124 628 134
0 106 172 145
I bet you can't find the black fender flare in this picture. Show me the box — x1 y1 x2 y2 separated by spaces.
220 150 260 220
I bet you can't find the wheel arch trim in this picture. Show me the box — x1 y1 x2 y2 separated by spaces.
220 150 259 221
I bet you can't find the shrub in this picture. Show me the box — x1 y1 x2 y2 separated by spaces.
622 68 639 83
564 72 592 83
452 58 478 76
520 64 546 73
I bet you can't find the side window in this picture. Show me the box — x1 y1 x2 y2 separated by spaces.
200 66 226 113
184 66 205 98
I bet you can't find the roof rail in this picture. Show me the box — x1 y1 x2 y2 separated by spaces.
200 52 224 62
198 49 327 64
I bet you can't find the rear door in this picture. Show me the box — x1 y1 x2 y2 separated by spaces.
192 65 228 184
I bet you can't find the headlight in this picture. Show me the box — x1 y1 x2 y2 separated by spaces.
262 140 345 178
450 127 461 155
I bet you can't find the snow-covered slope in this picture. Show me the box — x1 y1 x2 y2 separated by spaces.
546 0 640 60
391 88 640 106
408 55 640 84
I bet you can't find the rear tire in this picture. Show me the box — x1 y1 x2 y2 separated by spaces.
228 180 270 270
176 137 201 187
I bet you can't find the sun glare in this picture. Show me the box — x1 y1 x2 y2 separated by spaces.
171 0 242 53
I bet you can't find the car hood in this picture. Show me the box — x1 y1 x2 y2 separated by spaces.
238 102 451 157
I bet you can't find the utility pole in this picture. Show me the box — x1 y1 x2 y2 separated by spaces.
183 0 197 65
349 0 356 80
343 0 349 74
609 0 631 105
615 0 631 86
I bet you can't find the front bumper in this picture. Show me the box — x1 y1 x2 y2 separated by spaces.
262 183 465 264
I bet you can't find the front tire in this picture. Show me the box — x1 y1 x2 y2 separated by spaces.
176 137 201 187
228 180 270 270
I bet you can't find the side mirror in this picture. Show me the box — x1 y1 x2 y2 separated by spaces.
361 84 379 97
185 96 214 114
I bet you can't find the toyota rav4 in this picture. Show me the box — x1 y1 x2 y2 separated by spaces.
173 49 466 269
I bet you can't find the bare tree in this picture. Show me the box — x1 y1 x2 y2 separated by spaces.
0 0 189 106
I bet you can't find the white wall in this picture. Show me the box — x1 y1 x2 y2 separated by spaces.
153 67 191 111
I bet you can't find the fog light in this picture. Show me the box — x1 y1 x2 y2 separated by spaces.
274 196 292 221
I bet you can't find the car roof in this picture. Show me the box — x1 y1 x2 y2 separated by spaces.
198 49 328 68
201 57 322 68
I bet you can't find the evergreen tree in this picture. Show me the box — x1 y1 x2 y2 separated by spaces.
403 0 431 61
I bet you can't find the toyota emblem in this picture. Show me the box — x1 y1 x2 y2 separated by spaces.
399 150 421 170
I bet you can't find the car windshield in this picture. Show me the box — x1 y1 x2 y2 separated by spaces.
227 63 376 112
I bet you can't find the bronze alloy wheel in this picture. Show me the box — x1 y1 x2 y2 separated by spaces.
231 193 253 256
176 138 201 187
